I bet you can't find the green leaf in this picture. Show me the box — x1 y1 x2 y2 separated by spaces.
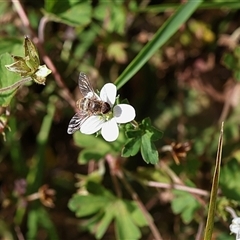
115 200 141 240
69 183 148 240
0 38 23 56
171 190 201 224
234 69 240 81
68 194 110 217
43 0 92 27
121 137 141 157
220 158 240 200
142 117 163 141
74 131 110 148
114 0 202 89
125 201 148 227
74 132 113 163
27 207 59 240
95 209 114 239
79 148 108 164
86 181 114 198
0 53 21 106
222 53 236 70
93 1 126 35
141 134 159 164
125 129 142 139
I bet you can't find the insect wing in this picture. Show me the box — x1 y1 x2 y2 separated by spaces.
67 111 90 134
78 72 99 99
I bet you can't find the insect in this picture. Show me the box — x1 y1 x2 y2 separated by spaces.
67 72 111 134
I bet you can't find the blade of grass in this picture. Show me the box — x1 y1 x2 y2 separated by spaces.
27 95 57 193
136 2 240 13
203 122 224 240
114 0 202 89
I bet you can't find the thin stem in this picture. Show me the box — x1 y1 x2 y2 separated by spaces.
159 161 206 206
0 77 32 93
14 225 25 240
118 171 163 240
147 181 209 197
105 154 122 198
226 206 238 219
38 16 49 43
26 192 40 201
218 83 236 125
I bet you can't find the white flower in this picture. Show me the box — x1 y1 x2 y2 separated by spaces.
230 217 240 239
80 83 136 142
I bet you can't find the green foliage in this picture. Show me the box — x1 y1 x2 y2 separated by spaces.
220 158 240 200
73 131 124 164
222 46 240 81
27 207 59 240
171 190 201 224
0 38 23 56
122 118 163 164
68 181 148 240
93 0 126 35
0 53 21 106
5 37 51 85
43 0 92 27
1 0 240 239
0 38 51 107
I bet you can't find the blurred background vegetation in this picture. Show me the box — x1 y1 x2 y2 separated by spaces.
1 0 240 239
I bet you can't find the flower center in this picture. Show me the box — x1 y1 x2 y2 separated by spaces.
102 111 113 121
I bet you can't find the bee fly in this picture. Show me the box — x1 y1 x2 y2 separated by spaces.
67 72 111 134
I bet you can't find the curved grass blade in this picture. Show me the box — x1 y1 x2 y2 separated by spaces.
204 122 224 240
114 0 202 89
136 2 240 13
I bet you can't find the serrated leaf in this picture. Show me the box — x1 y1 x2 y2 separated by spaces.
142 117 163 141
0 53 21 106
115 200 141 240
171 190 200 224
68 194 110 217
125 201 148 227
69 183 147 240
95 206 115 239
121 137 141 157
141 134 159 164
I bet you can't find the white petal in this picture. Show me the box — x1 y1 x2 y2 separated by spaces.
113 104 136 123
230 218 240 234
101 119 119 142
100 83 116 106
80 116 105 134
